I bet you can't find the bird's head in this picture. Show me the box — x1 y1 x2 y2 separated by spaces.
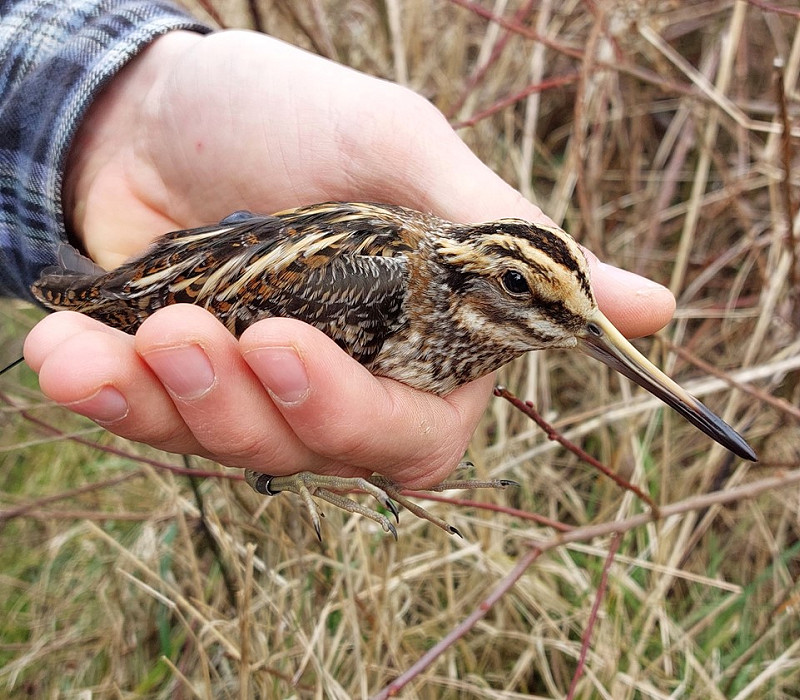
434 219 596 354
433 218 756 461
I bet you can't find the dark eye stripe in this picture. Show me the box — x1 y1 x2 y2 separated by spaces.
481 238 591 299
534 297 584 330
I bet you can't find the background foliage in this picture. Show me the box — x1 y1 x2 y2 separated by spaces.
2 1 800 697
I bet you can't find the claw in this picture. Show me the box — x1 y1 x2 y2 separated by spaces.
314 487 399 539
498 479 520 488
370 474 519 536
385 498 400 522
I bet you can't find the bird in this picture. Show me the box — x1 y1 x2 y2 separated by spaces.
31 201 757 538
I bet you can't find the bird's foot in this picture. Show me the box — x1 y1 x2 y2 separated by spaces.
245 469 400 540
245 465 518 541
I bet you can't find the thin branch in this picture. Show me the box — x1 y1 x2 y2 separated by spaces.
446 0 538 119
773 58 800 308
661 338 800 422
566 532 622 700
0 389 243 482
446 0 582 58
369 544 545 699
493 386 661 516
452 72 580 130
2 508 167 522
538 466 800 550
746 0 800 19
0 472 143 526
446 0 713 102
404 489 573 532
185 456 238 607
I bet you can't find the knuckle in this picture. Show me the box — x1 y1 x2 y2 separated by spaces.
139 418 198 455
208 429 272 466
316 427 373 464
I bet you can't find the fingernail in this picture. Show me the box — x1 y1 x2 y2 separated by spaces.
143 344 216 400
64 385 129 425
244 346 309 404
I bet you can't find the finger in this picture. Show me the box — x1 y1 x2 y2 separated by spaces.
23 310 131 372
240 317 494 489
586 258 676 339
30 322 205 455
134 304 329 474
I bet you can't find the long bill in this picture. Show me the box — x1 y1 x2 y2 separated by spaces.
578 310 757 462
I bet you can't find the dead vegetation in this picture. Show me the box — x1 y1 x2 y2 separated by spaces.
2 1 800 697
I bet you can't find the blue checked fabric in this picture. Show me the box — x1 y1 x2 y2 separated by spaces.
0 0 210 301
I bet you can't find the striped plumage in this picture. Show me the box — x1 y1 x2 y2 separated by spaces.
32 201 755 538
33 202 596 395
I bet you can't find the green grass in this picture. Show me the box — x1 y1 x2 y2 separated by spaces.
2 1 800 697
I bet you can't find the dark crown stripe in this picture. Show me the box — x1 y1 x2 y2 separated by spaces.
473 223 592 298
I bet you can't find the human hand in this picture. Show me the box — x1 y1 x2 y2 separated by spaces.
25 30 676 488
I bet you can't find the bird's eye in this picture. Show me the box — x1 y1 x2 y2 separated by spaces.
500 270 530 296
587 322 603 337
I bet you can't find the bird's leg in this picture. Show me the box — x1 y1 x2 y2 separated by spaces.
244 463 517 540
244 469 400 540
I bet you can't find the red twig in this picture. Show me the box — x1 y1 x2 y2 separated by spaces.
493 386 661 517
0 389 242 483
566 532 622 699
662 338 800 422
746 0 800 18
369 543 545 699
445 0 698 99
0 471 143 526
405 489 573 532
446 0 537 119
452 72 580 129
446 0 583 59
375 465 800 697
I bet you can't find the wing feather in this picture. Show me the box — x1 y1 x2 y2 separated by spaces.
31 204 416 366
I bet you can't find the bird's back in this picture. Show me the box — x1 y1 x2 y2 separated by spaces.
32 203 425 366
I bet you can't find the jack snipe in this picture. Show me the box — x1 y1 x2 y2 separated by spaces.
32 202 756 537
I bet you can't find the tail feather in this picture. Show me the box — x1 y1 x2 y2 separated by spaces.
56 244 107 277
32 244 108 309
32 245 150 333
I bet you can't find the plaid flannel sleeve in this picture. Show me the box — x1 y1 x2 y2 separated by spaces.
0 0 211 301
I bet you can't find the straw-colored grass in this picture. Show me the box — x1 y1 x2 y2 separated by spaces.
2 1 799 697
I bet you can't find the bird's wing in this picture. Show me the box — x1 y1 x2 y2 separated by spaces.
32 206 415 354
231 253 409 366
30 217 285 331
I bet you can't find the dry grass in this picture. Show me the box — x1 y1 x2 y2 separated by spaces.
2 0 800 697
